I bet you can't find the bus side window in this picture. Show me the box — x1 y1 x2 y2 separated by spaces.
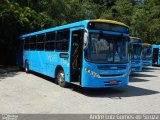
56 30 69 51
37 34 45 51
30 36 36 50
45 32 56 51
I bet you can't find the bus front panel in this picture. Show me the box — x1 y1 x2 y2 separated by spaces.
81 30 130 88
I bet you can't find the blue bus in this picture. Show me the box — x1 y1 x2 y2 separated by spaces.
152 44 160 66
18 19 130 88
129 37 142 72
142 43 152 67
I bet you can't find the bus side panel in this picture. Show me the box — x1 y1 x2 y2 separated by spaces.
45 52 70 82
30 51 47 75
23 51 47 75
45 51 56 78
30 51 37 69
23 50 70 82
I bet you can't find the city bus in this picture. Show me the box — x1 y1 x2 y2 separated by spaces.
18 19 130 88
152 44 160 66
142 43 152 67
129 37 142 72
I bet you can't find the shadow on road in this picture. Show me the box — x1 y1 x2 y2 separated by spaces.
129 77 149 82
142 69 154 72
143 67 160 71
31 71 56 83
130 72 157 77
21 69 160 99
0 66 19 79
0 72 19 79
71 85 159 99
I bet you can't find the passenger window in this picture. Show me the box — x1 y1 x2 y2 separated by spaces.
29 36 36 50
46 32 55 42
45 32 56 51
56 30 69 51
37 34 45 50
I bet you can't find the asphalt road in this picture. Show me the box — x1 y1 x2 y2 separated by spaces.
0 66 160 113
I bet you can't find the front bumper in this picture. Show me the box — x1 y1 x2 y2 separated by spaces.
131 66 142 72
142 61 152 66
81 70 129 88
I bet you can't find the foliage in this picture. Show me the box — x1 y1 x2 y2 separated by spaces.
0 0 160 65
0 0 54 65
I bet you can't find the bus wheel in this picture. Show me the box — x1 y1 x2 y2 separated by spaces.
25 61 29 73
56 69 69 87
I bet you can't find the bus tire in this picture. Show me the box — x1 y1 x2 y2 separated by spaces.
56 69 69 88
25 61 30 73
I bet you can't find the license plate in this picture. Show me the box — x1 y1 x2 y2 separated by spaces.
109 80 118 84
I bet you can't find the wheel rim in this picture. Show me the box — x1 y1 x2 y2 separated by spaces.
58 72 64 84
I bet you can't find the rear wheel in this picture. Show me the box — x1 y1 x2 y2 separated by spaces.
25 61 29 73
56 69 69 87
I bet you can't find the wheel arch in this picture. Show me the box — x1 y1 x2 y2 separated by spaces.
55 65 69 87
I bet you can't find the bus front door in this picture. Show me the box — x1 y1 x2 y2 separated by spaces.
70 29 83 84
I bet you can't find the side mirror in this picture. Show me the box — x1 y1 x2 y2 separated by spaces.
83 29 88 50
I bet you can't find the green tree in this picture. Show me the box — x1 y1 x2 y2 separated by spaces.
0 1 54 65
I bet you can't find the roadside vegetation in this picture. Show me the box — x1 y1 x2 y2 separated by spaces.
0 0 160 65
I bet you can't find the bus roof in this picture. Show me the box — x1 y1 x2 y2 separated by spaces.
129 36 142 44
152 44 160 48
142 43 151 46
90 19 129 28
20 19 129 38
130 37 141 40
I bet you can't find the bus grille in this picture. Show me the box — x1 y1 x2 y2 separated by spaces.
100 74 124 77
97 65 126 70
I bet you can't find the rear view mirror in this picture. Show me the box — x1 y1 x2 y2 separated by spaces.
83 29 88 50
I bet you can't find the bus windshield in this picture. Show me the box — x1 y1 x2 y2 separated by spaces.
130 44 142 60
85 33 129 64
142 46 152 60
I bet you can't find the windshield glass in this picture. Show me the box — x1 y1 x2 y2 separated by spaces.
142 46 152 60
85 32 129 64
130 44 142 60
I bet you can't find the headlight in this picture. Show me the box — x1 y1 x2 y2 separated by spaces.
85 68 100 78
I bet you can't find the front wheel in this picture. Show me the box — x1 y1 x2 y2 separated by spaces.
56 69 69 87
